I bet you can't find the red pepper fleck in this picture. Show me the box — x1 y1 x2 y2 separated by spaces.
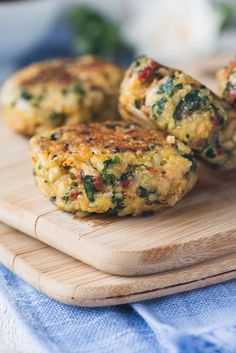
213 116 222 129
121 178 132 190
229 91 236 105
76 170 83 183
93 176 105 192
64 143 71 152
138 61 160 81
146 166 159 173
216 147 224 157
71 191 81 200
146 166 166 176
194 139 205 149
226 61 236 78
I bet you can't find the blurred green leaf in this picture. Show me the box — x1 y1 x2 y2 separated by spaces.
67 5 133 57
216 2 233 32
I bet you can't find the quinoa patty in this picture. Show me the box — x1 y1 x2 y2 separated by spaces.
119 56 236 170
30 122 197 217
1 56 124 136
217 60 236 107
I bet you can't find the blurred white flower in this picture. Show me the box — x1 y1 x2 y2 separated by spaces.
122 0 221 64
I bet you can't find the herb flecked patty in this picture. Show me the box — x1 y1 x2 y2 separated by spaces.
217 60 236 107
119 56 236 170
30 122 197 217
1 56 124 136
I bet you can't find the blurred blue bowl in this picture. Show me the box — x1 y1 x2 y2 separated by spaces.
0 0 62 81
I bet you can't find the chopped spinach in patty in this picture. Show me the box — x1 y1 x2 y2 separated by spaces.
107 194 124 214
103 156 121 170
134 99 142 109
152 97 167 118
20 89 33 100
136 186 155 198
182 153 197 178
102 171 116 185
157 76 183 97
82 175 95 202
173 90 210 120
49 112 66 125
120 171 133 182
62 194 70 203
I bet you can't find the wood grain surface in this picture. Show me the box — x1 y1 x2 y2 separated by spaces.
0 222 235 307
0 123 236 276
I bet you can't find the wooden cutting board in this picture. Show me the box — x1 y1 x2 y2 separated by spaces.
0 123 236 276
0 222 235 307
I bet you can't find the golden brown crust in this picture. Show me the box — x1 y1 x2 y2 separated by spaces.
18 57 118 87
1 56 124 136
37 122 171 155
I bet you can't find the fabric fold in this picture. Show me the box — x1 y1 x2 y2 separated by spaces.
0 264 236 353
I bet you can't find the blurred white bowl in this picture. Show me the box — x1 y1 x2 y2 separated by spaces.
0 0 62 62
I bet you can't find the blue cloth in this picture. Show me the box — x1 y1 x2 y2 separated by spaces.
0 264 236 353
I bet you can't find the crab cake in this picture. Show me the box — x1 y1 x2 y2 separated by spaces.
30 122 197 217
120 56 236 170
217 60 236 106
1 56 124 136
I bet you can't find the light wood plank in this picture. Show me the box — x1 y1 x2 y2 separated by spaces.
0 223 235 307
